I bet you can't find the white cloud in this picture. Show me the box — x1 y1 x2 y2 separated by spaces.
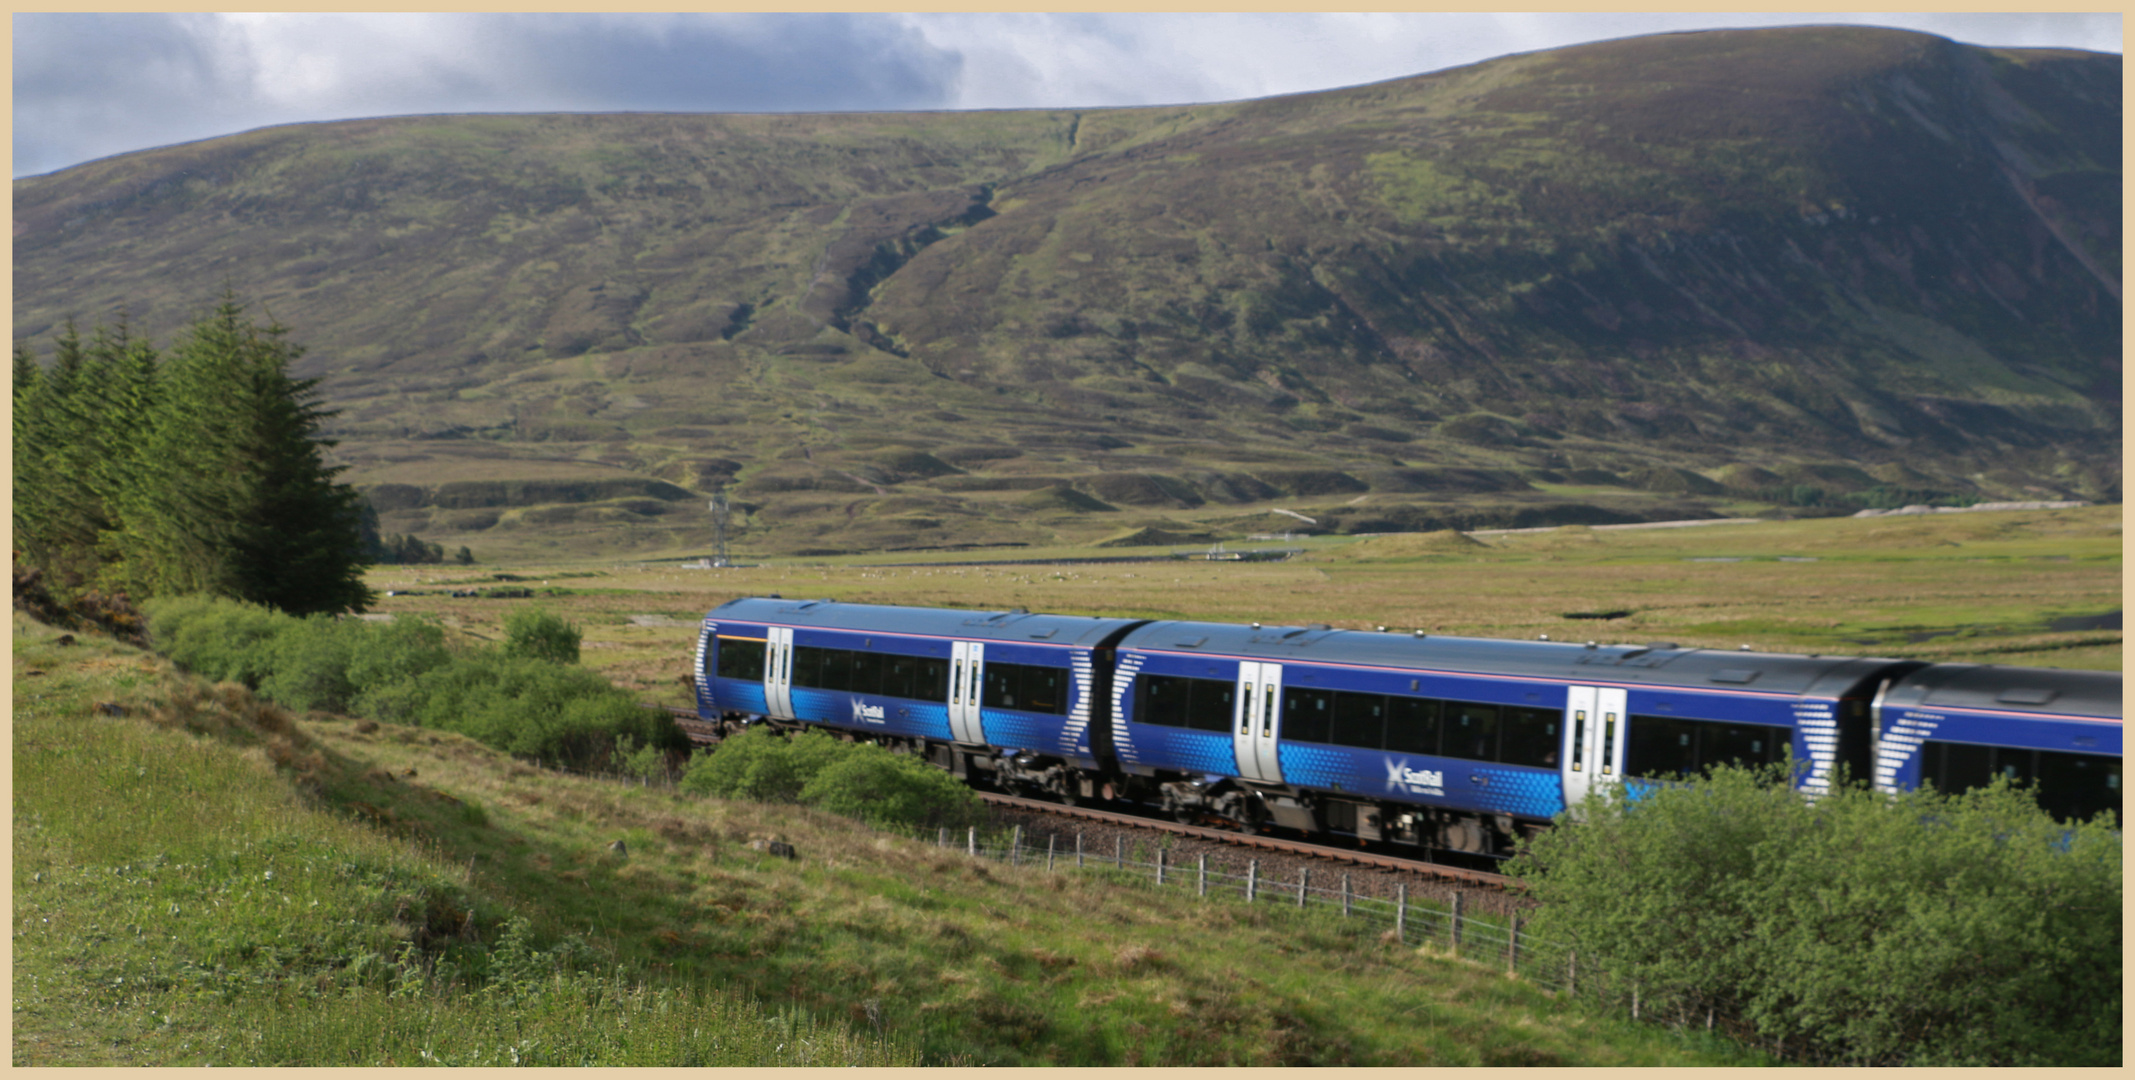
13 12 2120 177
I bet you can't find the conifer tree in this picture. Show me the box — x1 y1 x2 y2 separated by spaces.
112 295 372 614
14 320 107 585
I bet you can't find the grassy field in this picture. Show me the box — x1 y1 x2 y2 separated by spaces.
361 506 2122 711
13 611 1755 1066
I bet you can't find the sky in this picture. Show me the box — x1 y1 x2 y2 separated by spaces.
12 12 2123 178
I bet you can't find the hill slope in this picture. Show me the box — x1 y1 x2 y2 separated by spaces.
13 27 2119 557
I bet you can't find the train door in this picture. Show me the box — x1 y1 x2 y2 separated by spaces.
949 641 986 744
1234 662 1286 783
1561 685 1627 815
763 626 795 720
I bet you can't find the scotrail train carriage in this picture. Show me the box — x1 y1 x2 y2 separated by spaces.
695 596 2122 855
696 596 1145 801
1110 622 1911 853
1874 663 2122 824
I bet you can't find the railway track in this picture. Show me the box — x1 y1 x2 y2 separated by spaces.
656 703 1513 890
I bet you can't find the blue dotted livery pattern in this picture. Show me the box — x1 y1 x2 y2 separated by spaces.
716 678 767 717
789 688 953 742
1110 654 1148 765
1127 726 1240 776
1278 742 1565 820
983 710 1075 757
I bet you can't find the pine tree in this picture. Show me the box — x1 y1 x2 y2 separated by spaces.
14 320 107 586
113 295 372 614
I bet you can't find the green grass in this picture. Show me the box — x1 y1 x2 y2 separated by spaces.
16 611 1755 1066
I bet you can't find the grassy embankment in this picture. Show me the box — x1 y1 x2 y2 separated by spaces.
361 505 2122 711
14 612 1756 1066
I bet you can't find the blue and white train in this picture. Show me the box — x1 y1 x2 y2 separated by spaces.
695 597 2121 854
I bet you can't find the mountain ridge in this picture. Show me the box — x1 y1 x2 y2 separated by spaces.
14 27 2120 557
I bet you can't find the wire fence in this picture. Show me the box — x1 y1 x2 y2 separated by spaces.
932 824 1582 995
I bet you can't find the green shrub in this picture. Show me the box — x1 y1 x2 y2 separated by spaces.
1509 765 2121 1066
681 729 984 831
144 595 292 687
799 744 986 830
257 614 365 713
680 728 846 803
346 618 453 718
502 607 581 665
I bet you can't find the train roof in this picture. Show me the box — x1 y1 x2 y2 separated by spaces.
1119 620 1907 698
707 596 1145 649
1881 663 2123 721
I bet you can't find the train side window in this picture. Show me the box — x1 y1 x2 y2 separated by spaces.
814 649 853 692
2036 750 2122 826
1331 691 1387 750
915 657 949 702
716 638 767 681
1021 664 1068 715
1185 677 1234 731
1139 674 1188 726
881 654 917 700
1499 705 1560 768
1384 695 1441 755
982 664 1018 709
790 646 824 689
1282 687 1333 744
1930 741 1995 795
1445 702 1499 762
1704 723 1787 770
1625 714 1698 779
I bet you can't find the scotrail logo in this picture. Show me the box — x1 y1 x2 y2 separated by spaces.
851 697 886 724
1385 758 1444 797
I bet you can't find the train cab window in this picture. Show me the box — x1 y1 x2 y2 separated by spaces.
1282 687 1333 744
1384 695 1441 755
1499 705 1560 768
1445 703 1500 762
1331 691 1387 750
715 638 766 681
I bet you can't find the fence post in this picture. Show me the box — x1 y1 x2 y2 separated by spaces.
1450 891 1464 953
1341 873 1352 917
1395 883 1407 944
1155 846 1166 886
1011 825 1022 866
1567 951 1577 998
1246 859 1258 903
967 826 977 857
1048 834 1056 872
1197 854 1207 898
1632 984 1640 1021
1507 911 1520 972
1115 836 1124 869
1297 867 1309 907
938 827 947 848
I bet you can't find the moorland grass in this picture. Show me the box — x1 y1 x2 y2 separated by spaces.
360 506 2121 711
16 611 1757 1066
